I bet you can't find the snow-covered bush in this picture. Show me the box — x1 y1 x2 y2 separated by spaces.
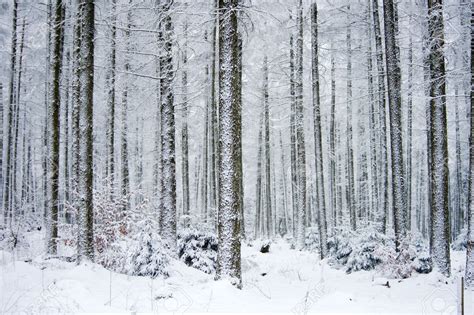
327 227 354 265
452 228 467 251
125 219 171 278
304 227 320 252
345 228 390 273
178 228 217 274
326 227 432 278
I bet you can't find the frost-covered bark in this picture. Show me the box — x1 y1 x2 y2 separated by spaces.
372 0 389 232
105 0 117 196
78 0 95 262
3 0 18 225
427 0 450 276
346 6 356 231
216 0 242 288
121 3 131 212
310 3 327 258
263 56 272 238
295 0 306 250
406 32 413 231
466 0 474 287
289 19 298 238
47 0 65 255
158 0 177 252
329 43 337 227
367 0 380 230
181 19 190 217
383 0 406 249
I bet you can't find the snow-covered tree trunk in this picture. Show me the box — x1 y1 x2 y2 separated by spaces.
47 0 65 255
121 3 131 214
466 0 474 287
383 0 406 250
367 0 380 230
289 18 298 238
427 0 450 277
78 0 95 262
181 19 190 218
216 0 242 288
406 32 413 232
346 6 356 231
372 0 388 233
3 0 18 225
263 56 272 239
105 0 117 197
329 43 337 227
310 2 327 258
295 0 307 250
158 0 177 252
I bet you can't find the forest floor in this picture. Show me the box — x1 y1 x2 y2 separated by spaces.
1 233 473 314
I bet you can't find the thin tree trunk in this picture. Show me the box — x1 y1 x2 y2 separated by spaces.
310 2 327 258
465 0 474 287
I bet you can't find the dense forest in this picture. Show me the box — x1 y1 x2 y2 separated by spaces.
0 0 473 312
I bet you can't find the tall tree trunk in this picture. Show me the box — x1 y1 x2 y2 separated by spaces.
372 0 389 233
406 32 413 232
367 0 380 230
310 2 327 258
465 0 474 287
383 0 406 250
295 0 306 250
78 0 95 262
121 1 131 216
329 42 337 227
181 19 190 218
263 56 272 239
3 0 18 225
48 0 65 255
158 0 177 252
289 16 298 238
216 0 242 288
346 6 356 231
106 0 117 197
427 0 450 276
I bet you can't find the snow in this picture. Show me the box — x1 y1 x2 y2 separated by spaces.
1 238 473 314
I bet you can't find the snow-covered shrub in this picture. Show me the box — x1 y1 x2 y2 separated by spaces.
327 227 354 265
178 228 217 274
345 229 390 273
126 219 171 278
98 239 128 273
412 252 433 274
304 227 320 252
452 228 467 251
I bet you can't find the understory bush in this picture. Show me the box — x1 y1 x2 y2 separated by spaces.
178 228 217 274
327 227 432 278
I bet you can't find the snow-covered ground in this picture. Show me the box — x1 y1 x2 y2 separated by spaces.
1 237 473 314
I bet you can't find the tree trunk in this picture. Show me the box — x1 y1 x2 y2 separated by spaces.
372 0 389 233
48 0 65 255
295 0 306 250
78 0 95 262
3 0 18 225
383 0 406 250
216 0 242 288
310 2 327 258
427 0 450 276
465 0 474 287
181 19 190 218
